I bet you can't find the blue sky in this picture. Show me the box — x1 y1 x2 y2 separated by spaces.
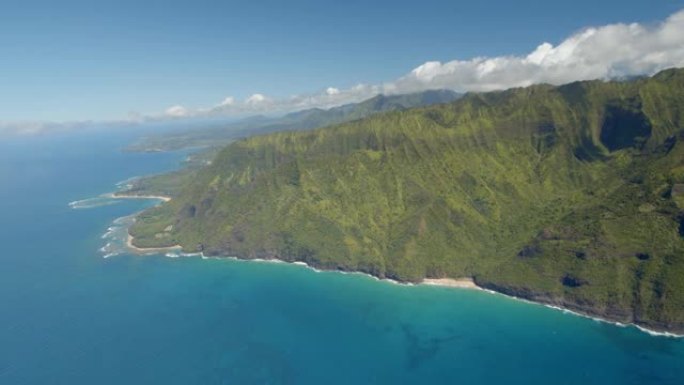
0 0 683 123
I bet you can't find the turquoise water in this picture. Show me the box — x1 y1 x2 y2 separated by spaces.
1 131 683 385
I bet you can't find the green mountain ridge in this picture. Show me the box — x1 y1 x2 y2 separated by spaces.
127 89 461 152
131 68 684 333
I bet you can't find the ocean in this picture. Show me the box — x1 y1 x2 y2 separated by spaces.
0 130 683 385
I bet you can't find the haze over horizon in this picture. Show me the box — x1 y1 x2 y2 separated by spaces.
1 0 684 134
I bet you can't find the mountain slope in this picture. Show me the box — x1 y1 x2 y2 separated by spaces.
127 90 461 151
131 69 684 333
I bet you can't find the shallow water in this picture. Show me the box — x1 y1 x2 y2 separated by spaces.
0 131 683 385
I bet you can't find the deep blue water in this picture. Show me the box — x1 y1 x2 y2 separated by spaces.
1 131 683 385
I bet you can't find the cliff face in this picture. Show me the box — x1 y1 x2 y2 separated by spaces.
131 69 684 333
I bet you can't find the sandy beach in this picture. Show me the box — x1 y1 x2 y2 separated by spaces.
421 277 479 289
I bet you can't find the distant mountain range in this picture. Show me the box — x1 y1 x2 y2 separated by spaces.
126 90 461 151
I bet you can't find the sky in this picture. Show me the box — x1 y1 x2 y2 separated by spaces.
0 0 683 130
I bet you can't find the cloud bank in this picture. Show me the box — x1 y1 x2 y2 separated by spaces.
165 9 684 119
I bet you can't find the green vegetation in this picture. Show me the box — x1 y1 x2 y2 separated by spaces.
126 90 460 152
131 69 684 333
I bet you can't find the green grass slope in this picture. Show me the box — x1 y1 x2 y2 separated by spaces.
131 68 684 333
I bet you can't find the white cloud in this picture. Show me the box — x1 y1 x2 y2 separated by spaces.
390 11 684 93
165 105 189 118
219 96 235 107
245 93 267 105
165 9 684 119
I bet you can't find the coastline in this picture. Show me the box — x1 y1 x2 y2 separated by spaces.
501 295 684 338
114 204 682 338
205 255 684 337
121 235 684 338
